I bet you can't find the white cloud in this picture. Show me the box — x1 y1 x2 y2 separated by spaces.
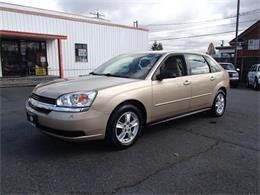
2 0 61 10
1 0 260 52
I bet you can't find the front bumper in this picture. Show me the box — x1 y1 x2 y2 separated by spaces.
25 100 109 141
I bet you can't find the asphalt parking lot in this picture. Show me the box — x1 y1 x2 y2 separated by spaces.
1 87 259 194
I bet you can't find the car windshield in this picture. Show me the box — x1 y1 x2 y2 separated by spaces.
90 53 163 79
220 63 235 70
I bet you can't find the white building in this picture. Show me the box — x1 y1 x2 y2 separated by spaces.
0 2 148 78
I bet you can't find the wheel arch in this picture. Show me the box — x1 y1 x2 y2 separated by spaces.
218 86 227 95
107 99 147 127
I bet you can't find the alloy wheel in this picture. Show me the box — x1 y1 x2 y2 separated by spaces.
115 111 140 145
215 93 225 115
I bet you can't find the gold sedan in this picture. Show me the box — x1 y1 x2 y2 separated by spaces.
26 52 229 149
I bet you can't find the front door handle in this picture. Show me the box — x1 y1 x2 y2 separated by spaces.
183 80 191 85
210 76 216 81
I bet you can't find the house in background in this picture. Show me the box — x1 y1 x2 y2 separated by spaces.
215 20 260 81
229 20 260 81
215 45 235 63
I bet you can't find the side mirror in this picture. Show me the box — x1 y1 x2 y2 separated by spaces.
156 72 177 80
236 68 240 72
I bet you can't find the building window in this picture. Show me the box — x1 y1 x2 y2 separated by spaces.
248 39 260 50
75 43 88 62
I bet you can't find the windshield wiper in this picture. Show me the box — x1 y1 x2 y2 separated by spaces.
89 72 101 75
103 73 130 78
90 72 129 78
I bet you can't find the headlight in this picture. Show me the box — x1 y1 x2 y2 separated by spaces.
56 91 97 108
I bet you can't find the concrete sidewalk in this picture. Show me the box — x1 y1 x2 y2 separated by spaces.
0 76 59 88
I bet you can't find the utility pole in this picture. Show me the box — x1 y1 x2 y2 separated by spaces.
90 12 105 19
234 0 240 67
133 20 138 28
221 40 224 47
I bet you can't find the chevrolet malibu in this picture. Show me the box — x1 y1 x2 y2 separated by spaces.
26 52 229 149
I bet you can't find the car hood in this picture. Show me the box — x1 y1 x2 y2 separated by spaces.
33 75 139 99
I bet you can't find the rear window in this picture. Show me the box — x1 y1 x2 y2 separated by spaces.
204 56 221 72
186 54 210 75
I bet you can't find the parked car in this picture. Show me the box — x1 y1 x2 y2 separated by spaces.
219 62 239 87
247 64 260 90
25 52 229 149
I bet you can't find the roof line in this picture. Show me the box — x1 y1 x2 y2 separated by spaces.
230 20 260 43
0 3 148 32
0 30 67 39
0 1 94 20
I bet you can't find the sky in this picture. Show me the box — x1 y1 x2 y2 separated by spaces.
2 0 260 52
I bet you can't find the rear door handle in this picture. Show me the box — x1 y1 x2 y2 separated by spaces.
210 76 216 81
183 80 191 85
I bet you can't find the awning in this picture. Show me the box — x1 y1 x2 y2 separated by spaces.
0 30 67 40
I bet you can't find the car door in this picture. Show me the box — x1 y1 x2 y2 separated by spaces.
185 54 214 111
151 55 191 121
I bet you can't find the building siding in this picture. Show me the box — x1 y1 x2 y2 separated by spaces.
0 3 148 77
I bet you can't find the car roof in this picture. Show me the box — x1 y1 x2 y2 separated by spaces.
128 50 211 57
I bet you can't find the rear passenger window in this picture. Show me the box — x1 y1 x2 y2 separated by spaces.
187 55 210 75
204 56 221 72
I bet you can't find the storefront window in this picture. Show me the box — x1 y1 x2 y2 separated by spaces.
1 39 47 77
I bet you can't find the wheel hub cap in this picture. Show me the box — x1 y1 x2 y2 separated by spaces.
115 111 139 144
215 93 225 115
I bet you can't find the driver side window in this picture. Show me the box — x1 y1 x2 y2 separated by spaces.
159 55 187 77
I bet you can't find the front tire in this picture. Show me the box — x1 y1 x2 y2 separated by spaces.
211 90 226 117
106 104 144 149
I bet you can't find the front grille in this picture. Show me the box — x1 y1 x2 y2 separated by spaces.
28 101 51 114
31 93 56 105
38 125 86 137
228 73 233 77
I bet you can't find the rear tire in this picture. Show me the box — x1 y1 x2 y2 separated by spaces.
231 83 238 88
105 104 144 149
246 79 250 88
210 90 226 117
253 77 259 90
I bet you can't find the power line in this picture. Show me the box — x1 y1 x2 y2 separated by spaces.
150 30 242 41
149 19 257 34
146 8 260 26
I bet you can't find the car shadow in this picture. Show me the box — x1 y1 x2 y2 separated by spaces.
24 111 213 158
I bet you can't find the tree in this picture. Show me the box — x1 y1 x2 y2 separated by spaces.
207 42 216 56
151 41 163 50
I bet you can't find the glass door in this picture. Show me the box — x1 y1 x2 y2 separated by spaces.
1 39 26 77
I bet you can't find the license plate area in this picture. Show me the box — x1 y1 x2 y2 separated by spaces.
26 112 38 127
